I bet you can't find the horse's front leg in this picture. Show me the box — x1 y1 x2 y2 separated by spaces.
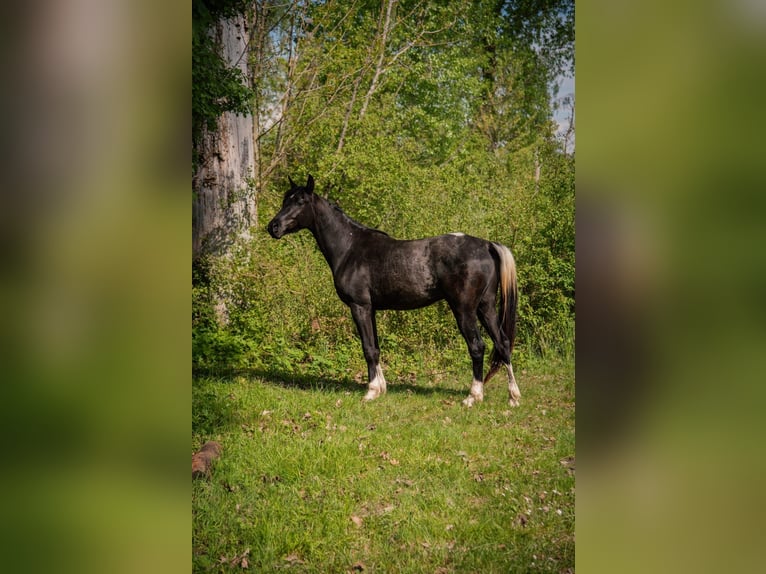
349 303 386 401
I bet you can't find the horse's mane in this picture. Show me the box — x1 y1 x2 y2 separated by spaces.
328 198 389 237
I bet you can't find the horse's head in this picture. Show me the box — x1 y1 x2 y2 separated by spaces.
267 174 316 239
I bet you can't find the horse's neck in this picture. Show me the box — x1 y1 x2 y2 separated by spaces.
310 198 357 273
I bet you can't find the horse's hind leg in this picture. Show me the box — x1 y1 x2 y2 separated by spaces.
478 298 520 407
452 306 486 407
349 303 387 401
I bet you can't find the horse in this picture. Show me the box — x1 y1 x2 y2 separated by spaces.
267 174 521 407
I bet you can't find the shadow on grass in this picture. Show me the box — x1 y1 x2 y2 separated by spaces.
193 367 469 436
193 366 466 399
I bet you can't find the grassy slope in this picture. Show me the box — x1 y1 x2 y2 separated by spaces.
193 358 574 573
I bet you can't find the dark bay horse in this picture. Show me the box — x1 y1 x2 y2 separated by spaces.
267 174 520 406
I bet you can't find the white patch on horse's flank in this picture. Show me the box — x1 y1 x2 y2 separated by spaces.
462 378 484 407
449 232 465 236
364 364 387 401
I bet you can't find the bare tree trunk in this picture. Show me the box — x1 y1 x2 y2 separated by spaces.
358 0 396 122
336 75 362 154
272 10 296 163
252 1 267 201
563 94 575 154
534 147 541 186
193 13 256 258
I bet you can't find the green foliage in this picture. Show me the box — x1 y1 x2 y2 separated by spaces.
514 145 575 356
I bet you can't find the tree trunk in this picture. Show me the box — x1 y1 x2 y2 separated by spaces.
358 0 396 122
193 13 256 258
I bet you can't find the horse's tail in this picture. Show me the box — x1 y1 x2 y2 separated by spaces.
485 243 518 381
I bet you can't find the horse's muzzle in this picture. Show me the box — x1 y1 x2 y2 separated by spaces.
267 219 283 239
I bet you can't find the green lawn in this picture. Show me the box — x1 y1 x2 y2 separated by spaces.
193 358 574 573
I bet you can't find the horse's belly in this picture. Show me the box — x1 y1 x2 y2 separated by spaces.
372 286 442 310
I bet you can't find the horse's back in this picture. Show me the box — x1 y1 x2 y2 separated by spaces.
429 233 495 262
340 232 498 310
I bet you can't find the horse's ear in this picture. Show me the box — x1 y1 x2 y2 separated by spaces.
307 174 315 193
288 175 296 188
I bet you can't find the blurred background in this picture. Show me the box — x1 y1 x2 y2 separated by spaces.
577 0 766 572
0 1 189 573
0 0 764 572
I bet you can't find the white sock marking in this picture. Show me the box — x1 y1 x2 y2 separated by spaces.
506 363 520 406
364 364 387 401
463 378 484 407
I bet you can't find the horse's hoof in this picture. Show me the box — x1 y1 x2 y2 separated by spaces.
462 396 476 407
363 389 380 401
508 398 520 407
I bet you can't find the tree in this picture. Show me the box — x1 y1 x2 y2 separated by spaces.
192 0 257 257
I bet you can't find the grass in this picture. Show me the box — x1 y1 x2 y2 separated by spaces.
192 355 574 573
